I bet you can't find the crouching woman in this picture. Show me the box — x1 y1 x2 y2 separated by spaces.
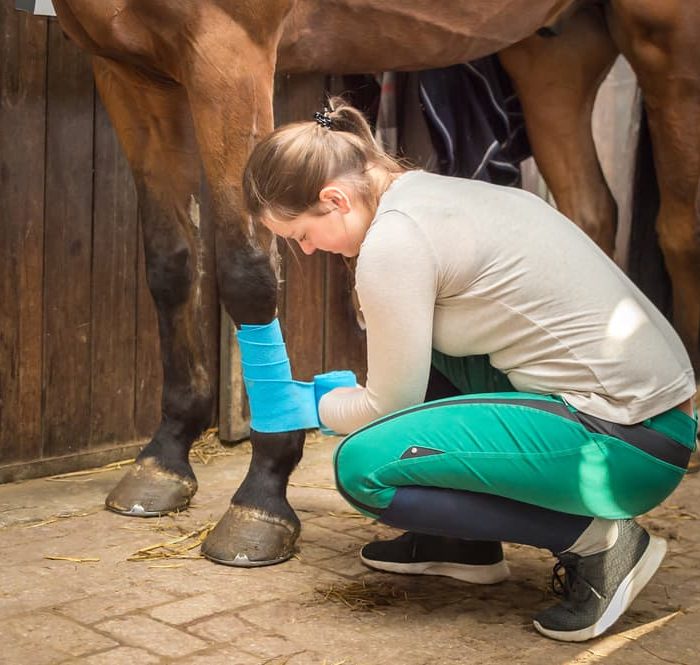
242 98 697 642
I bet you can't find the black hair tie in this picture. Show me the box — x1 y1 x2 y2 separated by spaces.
313 109 333 129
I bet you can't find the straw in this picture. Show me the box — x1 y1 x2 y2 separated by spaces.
314 580 428 613
127 521 215 561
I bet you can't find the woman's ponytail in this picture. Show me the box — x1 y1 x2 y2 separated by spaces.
243 96 405 223
326 96 378 147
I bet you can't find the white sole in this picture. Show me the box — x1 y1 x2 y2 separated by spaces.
533 535 667 642
359 554 511 584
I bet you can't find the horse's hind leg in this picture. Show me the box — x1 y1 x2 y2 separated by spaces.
607 1 700 371
499 6 619 254
93 58 214 515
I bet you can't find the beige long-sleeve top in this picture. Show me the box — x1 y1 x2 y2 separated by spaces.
319 170 695 435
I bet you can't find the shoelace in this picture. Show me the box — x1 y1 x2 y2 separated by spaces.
551 555 604 603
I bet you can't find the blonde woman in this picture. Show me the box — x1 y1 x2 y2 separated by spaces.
242 99 697 642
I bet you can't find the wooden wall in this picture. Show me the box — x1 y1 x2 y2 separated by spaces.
0 7 367 481
0 7 166 481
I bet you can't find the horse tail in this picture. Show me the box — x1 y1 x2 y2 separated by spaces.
627 101 673 319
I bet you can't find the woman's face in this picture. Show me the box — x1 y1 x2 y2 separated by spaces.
261 183 373 258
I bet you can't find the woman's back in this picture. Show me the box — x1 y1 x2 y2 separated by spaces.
352 170 694 426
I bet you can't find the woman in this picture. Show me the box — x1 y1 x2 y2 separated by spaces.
242 99 697 642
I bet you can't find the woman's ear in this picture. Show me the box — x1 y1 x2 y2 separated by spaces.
319 184 352 213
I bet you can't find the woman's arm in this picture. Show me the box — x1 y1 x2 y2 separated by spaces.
319 211 439 433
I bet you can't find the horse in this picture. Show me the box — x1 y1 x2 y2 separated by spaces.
45 0 699 567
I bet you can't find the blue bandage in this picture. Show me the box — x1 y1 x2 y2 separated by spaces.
237 319 356 433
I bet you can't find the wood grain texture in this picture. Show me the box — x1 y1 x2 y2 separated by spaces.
90 94 138 446
42 22 95 457
0 7 47 464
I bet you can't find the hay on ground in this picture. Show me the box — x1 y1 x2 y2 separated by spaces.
127 521 215 561
314 580 429 613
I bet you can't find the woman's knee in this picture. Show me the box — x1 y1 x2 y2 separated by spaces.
333 430 395 517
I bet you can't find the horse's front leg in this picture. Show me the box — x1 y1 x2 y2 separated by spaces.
92 59 214 515
499 5 619 254
181 41 305 566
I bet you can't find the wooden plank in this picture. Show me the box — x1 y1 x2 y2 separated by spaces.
134 210 162 439
324 254 367 382
89 94 138 446
273 74 328 381
321 76 367 382
283 247 326 382
218 309 248 441
42 21 95 457
0 8 47 464
0 438 147 485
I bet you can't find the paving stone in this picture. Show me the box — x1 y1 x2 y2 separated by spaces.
293 540 344 564
56 587 177 624
0 639 70 665
96 616 207 657
170 646 260 664
148 592 235 625
3 611 117 658
66 647 162 665
232 633 305 660
249 652 327 665
185 612 249 642
297 521 359 553
311 551 372 578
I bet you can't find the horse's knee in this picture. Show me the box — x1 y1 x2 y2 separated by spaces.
217 247 277 324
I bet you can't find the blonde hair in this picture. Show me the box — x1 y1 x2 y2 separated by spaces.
242 97 404 222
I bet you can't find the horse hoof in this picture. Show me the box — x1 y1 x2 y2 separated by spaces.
105 458 197 517
201 504 300 567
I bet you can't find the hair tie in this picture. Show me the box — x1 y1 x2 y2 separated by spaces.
313 109 333 129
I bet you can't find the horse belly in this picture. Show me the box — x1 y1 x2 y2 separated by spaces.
277 0 578 74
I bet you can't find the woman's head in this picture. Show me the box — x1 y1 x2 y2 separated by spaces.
242 97 404 257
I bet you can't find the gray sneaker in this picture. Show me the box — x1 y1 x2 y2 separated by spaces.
533 520 667 642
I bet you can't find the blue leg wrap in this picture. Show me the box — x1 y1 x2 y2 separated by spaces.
237 319 356 433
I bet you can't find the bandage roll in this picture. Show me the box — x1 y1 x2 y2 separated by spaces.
240 359 292 381
237 319 285 345
314 370 357 408
244 379 319 433
236 318 357 433
237 340 290 365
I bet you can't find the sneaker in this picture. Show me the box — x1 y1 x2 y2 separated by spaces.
533 520 667 642
359 532 510 584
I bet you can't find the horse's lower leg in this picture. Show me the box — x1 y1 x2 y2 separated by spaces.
92 59 214 515
608 0 700 370
182 38 305 565
499 5 619 254
203 227 306 565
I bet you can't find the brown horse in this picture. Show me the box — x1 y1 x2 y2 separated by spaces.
46 0 699 566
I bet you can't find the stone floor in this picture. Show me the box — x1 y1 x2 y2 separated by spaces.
1 432 699 665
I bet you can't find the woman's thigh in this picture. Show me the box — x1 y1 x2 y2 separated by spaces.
334 392 686 520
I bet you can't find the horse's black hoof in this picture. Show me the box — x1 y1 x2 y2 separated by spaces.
105 458 198 517
201 504 300 567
